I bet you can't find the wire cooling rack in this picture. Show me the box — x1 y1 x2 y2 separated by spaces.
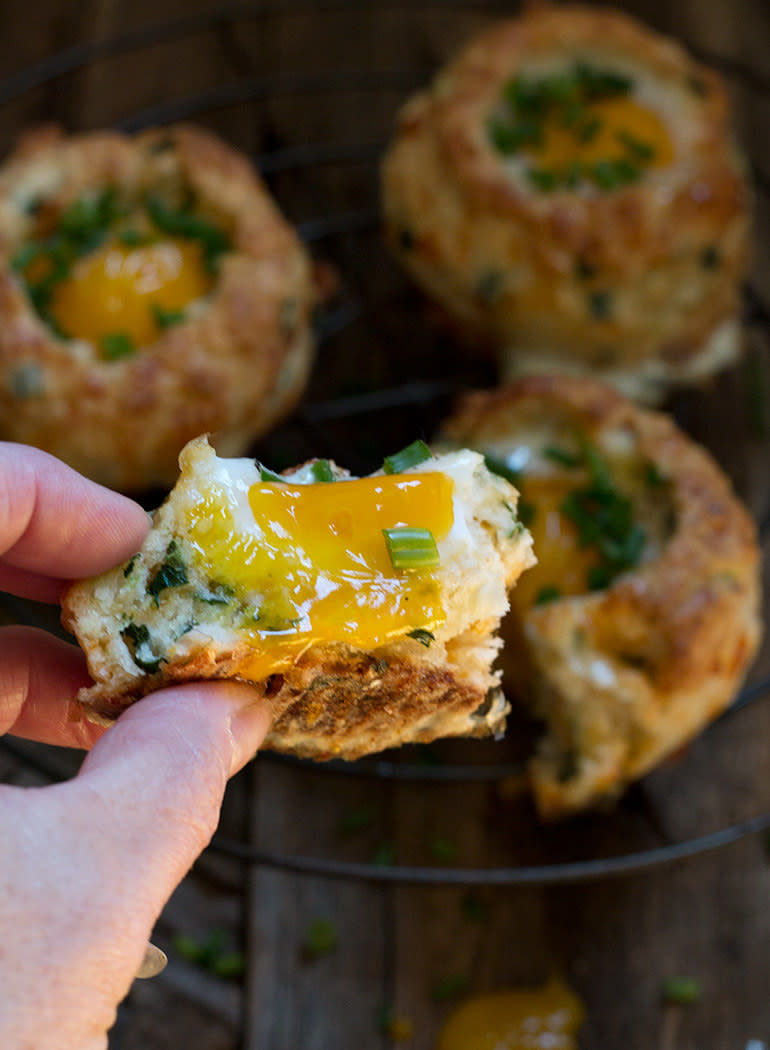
1 1 770 889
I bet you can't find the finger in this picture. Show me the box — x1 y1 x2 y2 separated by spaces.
0 626 106 748
57 683 270 933
0 442 149 579
0 563 69 603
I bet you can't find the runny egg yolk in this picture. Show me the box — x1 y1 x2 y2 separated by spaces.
531 96 674 171
510 476 598 613
48 237 212 345
186 472 455 680
437 976 584 1050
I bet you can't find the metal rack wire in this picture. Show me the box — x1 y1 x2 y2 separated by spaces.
1 1 769 892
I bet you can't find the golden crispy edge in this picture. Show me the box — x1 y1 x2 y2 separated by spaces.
0 123 317 490
444 374 762 816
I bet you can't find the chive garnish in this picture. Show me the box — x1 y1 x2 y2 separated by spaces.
407 628 434 647
310 459 335 483
543 444 581 468
662 976 702 1005
700 244 721 270
259 463 286 483
146 195 229 272
383 527 439 570
382 439 432 474
589 289 613 320
148 540 189 605
535 585 562 605
616 129 655 161
483 454 521 488
302 918 338 960
151 302 186 329
100 332 136 360
120 622 161 674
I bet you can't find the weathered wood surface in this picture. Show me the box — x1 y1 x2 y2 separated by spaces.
1 2 770 1048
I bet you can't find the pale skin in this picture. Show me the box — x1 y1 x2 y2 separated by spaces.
0 443 271 1050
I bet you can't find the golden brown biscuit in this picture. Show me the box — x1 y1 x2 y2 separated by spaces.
382 4 751 403
442 374 761 817
62 436 535 759
0 123 317 490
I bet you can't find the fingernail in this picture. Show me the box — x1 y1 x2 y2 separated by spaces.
228 691 272 773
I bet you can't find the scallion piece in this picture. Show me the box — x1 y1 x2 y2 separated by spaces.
383 526 439 570
382 439 432 474
100 331 136 360
151 302 185 329
311 459 335 483
259 464 286 483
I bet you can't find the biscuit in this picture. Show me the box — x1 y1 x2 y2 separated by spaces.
382 4 751 403
62 436 535 759
0 123 317 490
442 374 761 816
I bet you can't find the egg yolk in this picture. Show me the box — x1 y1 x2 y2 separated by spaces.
510 476 598 613
437 976 584 1050
531 95 674 172
48 237 212 345
186 472 455 679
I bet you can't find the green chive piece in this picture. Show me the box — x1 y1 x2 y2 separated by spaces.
100 331 136 360
535 585 562 605
589 289 613 320
383 527 439 570
302 918 338 960
148 540 188 605
259 463 286 483
662 976 702 1005
151 302 186 329
120 622 161 674
382 439 432 474
700 244 721 270
339 804 376 835
407 628 434 647
211 952 247 979
146 195 229 272
483 454 521 488
118 228 153 246
616 129 655 161
431 974 470 1003
543 444 581 468
310 459 335 483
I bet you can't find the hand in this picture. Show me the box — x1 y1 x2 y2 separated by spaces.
0 444 271 1050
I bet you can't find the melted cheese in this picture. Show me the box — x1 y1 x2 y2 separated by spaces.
531 96 674 171
510 475 598 613
185 472 455 679
437 976 584 1050
49 237 212 345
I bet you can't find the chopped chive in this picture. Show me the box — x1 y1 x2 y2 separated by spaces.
310 459 335 483
644 461 668 487
339 804 376 835
543 444 581 468
148 540 188 605
616 129 655 162
123 554 138 578
662 976 702 1004
518 500 535 527
700 244 721 270
118 228 153 246
383 527 439 570
407 628 434 647
146 195 229 272
475 269 504 302
302 918 338 960
120 622 161 674
100 331 136 360
429 837 458 863
382 439 432 474
483 453 521 488
535 585 562 605
211 952 247 979
527 167 559 192
578 116 602 143
258 463 286 483
431 974 470 1003
151 302 186 329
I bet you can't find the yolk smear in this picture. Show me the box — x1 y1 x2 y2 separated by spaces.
49 237 212 345
437 976 584 1050
532 96 674 171
511 476 598 613
187 472 455 679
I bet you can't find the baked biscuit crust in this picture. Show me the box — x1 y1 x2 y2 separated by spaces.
0 124 317 490
382 4 751 402
443 374 762 816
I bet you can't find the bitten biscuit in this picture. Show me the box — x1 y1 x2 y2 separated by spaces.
0 123 317 490
382 4 751 403
62 436 535 760
442 375 761 817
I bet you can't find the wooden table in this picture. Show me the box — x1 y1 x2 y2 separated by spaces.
1 2 770 1047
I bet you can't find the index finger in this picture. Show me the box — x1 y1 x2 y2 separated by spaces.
0 443 150 580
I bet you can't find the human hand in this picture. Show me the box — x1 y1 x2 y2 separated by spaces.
0 444 271 1050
